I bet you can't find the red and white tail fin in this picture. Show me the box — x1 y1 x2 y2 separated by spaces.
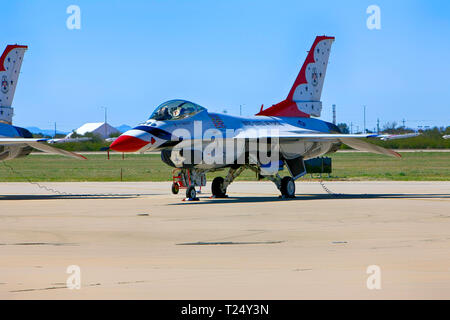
0 45 28 119
257 36 334 118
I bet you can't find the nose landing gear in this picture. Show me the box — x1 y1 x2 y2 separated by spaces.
172 168 205 201
186 186 197 200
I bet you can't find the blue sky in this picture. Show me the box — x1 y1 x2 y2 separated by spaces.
2 0 449 131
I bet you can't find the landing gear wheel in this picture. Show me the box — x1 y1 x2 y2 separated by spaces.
212 177 227 198
280 176 296 198
171 183 179 195
186 186 197 199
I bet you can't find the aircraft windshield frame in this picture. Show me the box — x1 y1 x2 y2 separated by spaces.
149 100 206 121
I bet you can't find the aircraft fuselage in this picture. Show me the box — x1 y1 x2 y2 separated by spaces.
112 109 341 170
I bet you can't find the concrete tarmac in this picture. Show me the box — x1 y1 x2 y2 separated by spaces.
0 181 449 299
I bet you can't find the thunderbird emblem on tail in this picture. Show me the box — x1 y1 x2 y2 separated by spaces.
1 76 8 93
311 68 319 86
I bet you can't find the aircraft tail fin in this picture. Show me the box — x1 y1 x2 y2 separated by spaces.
256 36 334 118
0 44 28 123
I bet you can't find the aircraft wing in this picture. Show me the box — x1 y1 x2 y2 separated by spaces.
47 137 92 144
0 138 87 160
167 131 419 159
234 132 376 139
232 131 421 158
233 130 420 140
338 137 401 158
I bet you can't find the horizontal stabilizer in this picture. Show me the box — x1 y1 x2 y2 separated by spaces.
28 142 87 160
339 138 401 158
0 138 86 159
379 133 420 141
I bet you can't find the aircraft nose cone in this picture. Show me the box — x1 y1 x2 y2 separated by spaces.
110 135 149 152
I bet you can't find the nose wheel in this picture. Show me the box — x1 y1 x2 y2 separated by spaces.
186 186 198 200
172 169 205 201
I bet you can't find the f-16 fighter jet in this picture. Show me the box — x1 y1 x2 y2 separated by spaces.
110 36 416 200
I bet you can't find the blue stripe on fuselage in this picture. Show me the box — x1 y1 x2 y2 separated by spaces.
133 125 173 140
207 112 341 134
279 117 341 133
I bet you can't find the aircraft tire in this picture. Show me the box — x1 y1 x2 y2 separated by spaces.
281 176 296 198
186 186 197 199
212 177 226 198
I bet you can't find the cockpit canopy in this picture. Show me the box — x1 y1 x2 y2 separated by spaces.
149 100 206 121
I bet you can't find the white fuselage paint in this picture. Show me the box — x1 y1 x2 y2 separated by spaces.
123 109 340 169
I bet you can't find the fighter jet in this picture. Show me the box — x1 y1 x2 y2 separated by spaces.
0 44 85 161
110 36 416 199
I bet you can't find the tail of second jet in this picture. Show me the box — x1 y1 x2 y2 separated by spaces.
257 36 334 118
0 44 28 124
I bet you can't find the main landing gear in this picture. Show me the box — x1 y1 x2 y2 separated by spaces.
211 177 226 198
211 166 245 198
280 176 296 198
266 174 296 199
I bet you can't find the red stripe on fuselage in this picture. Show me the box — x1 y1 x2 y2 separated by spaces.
110 135 149 152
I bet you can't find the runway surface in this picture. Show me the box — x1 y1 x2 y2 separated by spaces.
0 181 449 299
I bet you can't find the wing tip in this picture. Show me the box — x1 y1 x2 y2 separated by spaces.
389 149 402 158
68 151 87 160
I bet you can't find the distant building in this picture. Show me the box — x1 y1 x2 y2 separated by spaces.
66 122 120 139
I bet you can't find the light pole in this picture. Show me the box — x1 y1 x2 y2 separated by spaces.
363 105 366 134
101 106 108 138
240 104 246 116
332 104 336 125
